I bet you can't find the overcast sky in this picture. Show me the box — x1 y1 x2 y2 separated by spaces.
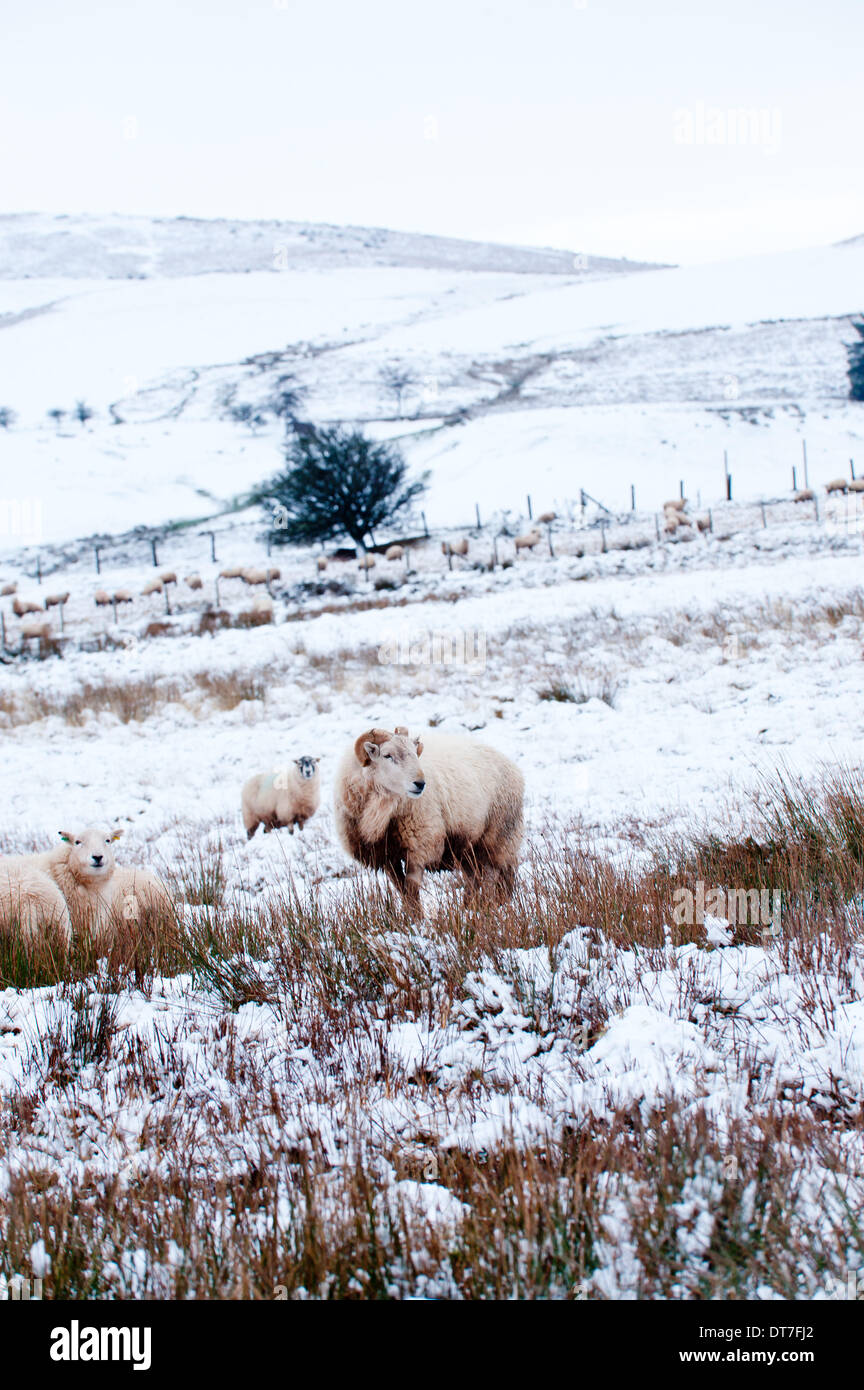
2 0 861 264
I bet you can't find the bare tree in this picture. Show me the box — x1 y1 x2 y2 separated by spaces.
379 363 418 417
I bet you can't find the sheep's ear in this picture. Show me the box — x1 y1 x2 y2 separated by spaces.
394 725 409 736
414 738 424 756
312 757 321 765
293 758 303 766
58 831 72 843
363 741 381 762
109 829 124 841
354 731 376 765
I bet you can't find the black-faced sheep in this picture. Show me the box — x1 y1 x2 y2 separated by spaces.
334 726 524 914
241 757 321 839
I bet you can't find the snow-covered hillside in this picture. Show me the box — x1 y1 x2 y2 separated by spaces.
1 215 862 547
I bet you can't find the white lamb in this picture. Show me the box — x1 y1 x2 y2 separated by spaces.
241 757 321 839
0 828 123 940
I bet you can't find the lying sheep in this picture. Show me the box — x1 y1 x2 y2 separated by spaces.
141 578 163 597
441 538 469 558
12 596 42 617
0 828 123 940
108 865 173 931
0 862 71 945
825 478 849 495
793 488 816 502
186 574 204 591
241 567 269 586
334 726 524 914
514 529 542 553
1 582 17 597
385 545 404 561
242 757 321 839
44 591 69 609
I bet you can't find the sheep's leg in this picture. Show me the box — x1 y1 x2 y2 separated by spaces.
402 859 425 918
246 821 259 841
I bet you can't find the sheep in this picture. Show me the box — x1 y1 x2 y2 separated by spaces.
316 557 328 572
141 578 163 597
514 529 542 553
219 566 244 581
694 514 711 533
663 511 682 535
1 582 17 597
266 566 281 583
358 555 376 572
44 591 69 609
250 594 274 618
0 862 71 946
113 589 133 605
793 488 816 502
241 567 269 586
385 545 404 561
159 571 177 586
848 479 864 494
664 498 687 513
242 757 321 839
12 596 42 617
186 574 204 590
108 865 173 932
441 538 469 558
0 828 123 940
94 589 112 607
334 726 524 915
20 619 52 641
536 511 557 524
825 478 849 495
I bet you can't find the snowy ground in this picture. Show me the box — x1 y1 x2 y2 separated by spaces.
1 215 863 1299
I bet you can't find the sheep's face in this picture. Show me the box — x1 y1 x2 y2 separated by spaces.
356 728 425 799
58 827 123 883
294 756 320 781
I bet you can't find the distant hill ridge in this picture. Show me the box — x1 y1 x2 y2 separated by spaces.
0 211 665 280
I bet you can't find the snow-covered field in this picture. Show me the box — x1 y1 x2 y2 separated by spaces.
1 215 863 1299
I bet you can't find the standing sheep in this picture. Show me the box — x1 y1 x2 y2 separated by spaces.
385 545 404 562
241 567 269 586
536 511 557 524
441 539 469 558
825 479 849 495
141 578 163 598
44 591 69 610
13 596 42 617
241 757 321 839
1 582 17 597
793 489 816 502
334 726 524 914
514 529 542 553
219 566 245 581
848 479 864 494
186 574 204 591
